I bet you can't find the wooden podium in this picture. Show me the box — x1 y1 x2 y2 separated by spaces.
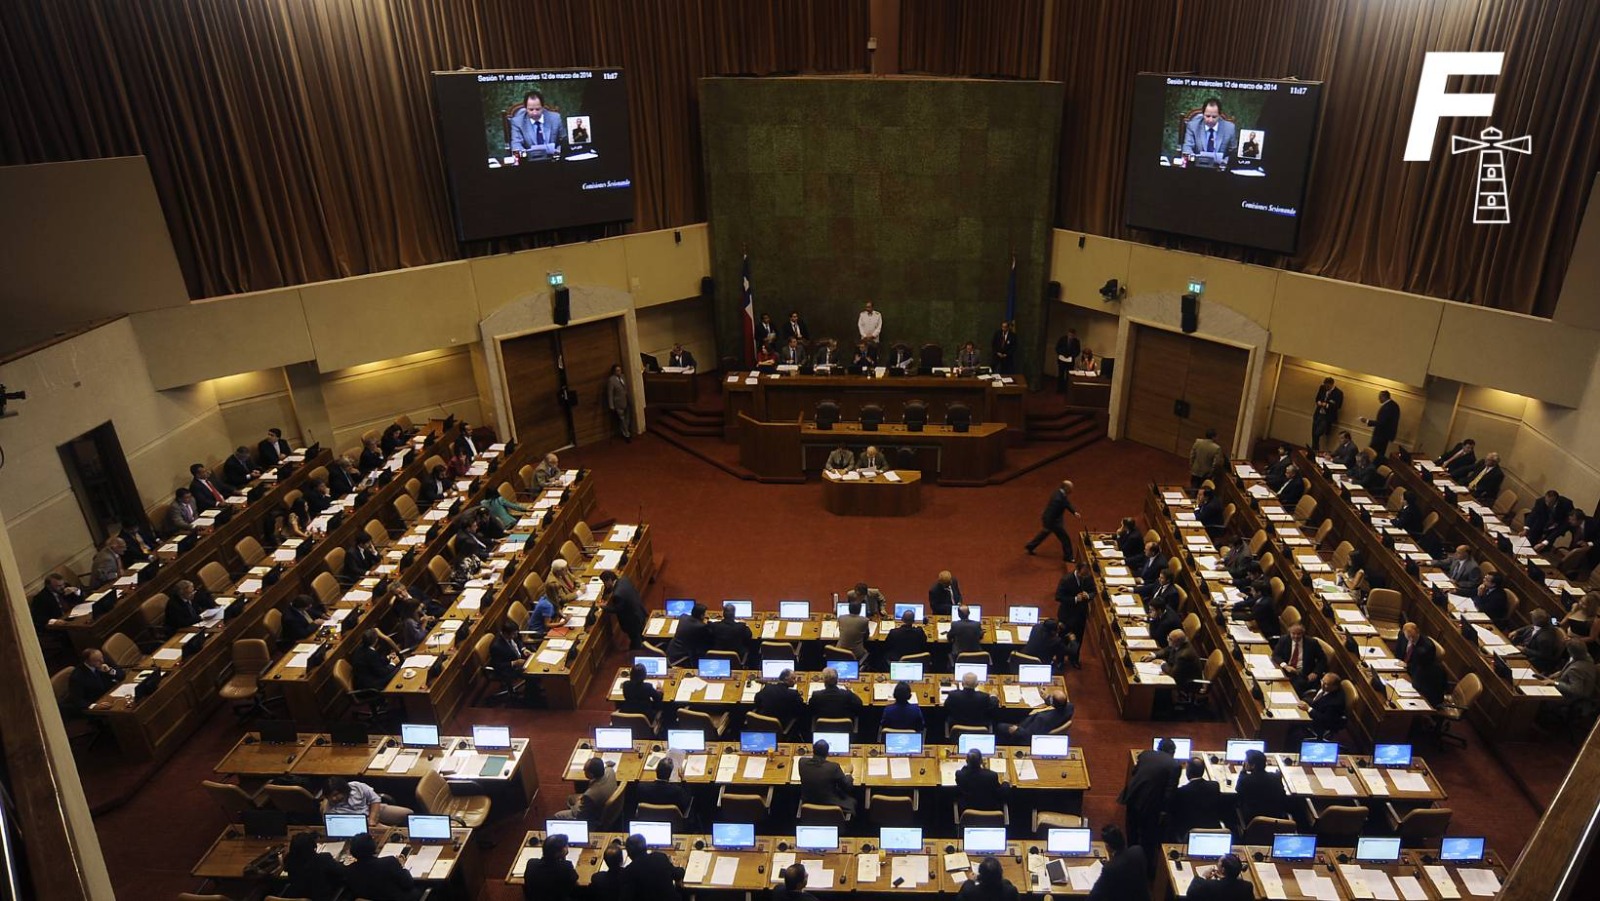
821 470 922 516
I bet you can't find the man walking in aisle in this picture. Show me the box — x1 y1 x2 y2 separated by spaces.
1025 479 1082 561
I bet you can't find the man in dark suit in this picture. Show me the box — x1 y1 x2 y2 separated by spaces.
779 337 806 366
1437 439 1477 480
667 344 696 368
665 603 711 666
943 671 998 730
884 609 929 661
618 663 663 717
1152 631 1202 687
928 570 962 616
1446 545 1484 595
1393 623 1447 705
1088 826 1149 901
188 464 230 511
1195 488 1226 538
785 311 810 343
1235 749 1289 822
1527 491 1574 547
949 605 985 658
622 831 685 901
1055 562 1094 649
31 573 80 633
1361 391 1401 457
1147 591 1182 647
754 669 807 732
1186 853 1254 900
602 571 648 651
1133 541 1167 598
164 580 206 632
774 862 821 901
990 320 1018 374
350 629 399 691
343 533 380 582
589 844 627 901
68 648 124 710
418 465 451 505
1263 447 1293 491
754 313 780 351
1055 329 1082 391
807 668 862 726
343 833 422 901
1311 377 1343 450
1463 452 1505 503
1512 616 1565 673
222 447 260 491
522 833 578 901
1272 624 1326 694
1004 690 1074 741
1277 466 1305 506
797 739 856 816
1167 757 1225 839
954 748 1010 812
328 457 361 497
554 757 617 823
1119 738 1181 862
1303 673 1348 737
1473 572 1510 626
1025 479 1080 560
636 758 693 815
304 480 333 515
258 428 292 467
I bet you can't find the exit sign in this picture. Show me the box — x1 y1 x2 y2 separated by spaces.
548 270 565 287
1186 278 1206 295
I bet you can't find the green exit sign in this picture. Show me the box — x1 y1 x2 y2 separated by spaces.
1187 278 1206 295
548 270 565 287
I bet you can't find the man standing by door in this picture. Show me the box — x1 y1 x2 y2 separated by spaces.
606 363 632 443
1311 377 1343 451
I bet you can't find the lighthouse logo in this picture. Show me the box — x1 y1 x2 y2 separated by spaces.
1403 52 1532 225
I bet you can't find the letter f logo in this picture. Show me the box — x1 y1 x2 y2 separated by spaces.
1404 52 1504 162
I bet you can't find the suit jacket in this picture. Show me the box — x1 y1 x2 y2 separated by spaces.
1056 573 1093 631
779 344 806 365
1196 498 1225 533
344 545 379 582
359 447 385 473
258 437 292 467
1516 624 1564 672
785 318 809 341
1148 605 1182 644
1056 335 1082 368
1136 554 1167 587
283 606 320 642
164 594 202 632
888 345 916 373
190 477 228 511
1182 115 1238 163
1157 644 1202 685
1235 768 1289 821
929 579 962 615
958 878 1020 901
885 623 929 660
1278 477 1306 507
754 682 807 726
621 851 683 901
1089 847 1150 901
707 618 751 656
166 498 200 533
1314 385 1344 423
812 345 840 369
285 850 346 901
955 763 1008 810
836 614 870 662
223 455 255 490
329 466 360 498
572 767 617 823
1448 558 1483 593
509 108 564 154
1120 749 1181 816
589 867 626 901
1015 703 1074 738
665 616 711 663
1393 634 1447 704
1466 463 1505 502
881 700 924 731
31 585 76 632
1331 440 1360 467
990 329 1018 371
1526 495 1574 545
418 476 450 505
949 618 985 656
1271 635 1325 675
607 374 629 413
342 855 419 901
636 779 693 813
350 643 398 691
855 452 887 471
1040 488 1076 526
808 685 862 722
1372 400 1400 447
825 448 855 471
619 678 662 714
1305 686 1348 732
668 350 696 368
523 855 579 901
943 686 996 727
797 755 854 807
755 320 780 349
1186 876 1256 901
69 662 123 708
1168 778 1225 836
1474 586 1509 624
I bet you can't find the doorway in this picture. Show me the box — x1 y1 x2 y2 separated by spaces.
58 422 145 544
499 316 628 450
1123 324 1249 456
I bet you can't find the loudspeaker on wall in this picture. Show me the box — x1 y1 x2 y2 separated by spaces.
1047 281 1062 302
1181 293 1198 333
553 285 571 326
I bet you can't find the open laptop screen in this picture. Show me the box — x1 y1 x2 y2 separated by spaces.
1225 739 1265 762
890 661 924 681
958 733 996 755
1186 831 1233 858
1271 834 1317 860
1439 837 1485 862
1356 837 1402 862
472 725 512 750
1047 828 1092 856
546 819 589 846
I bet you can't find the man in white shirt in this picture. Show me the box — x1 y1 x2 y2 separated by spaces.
857 301 883 348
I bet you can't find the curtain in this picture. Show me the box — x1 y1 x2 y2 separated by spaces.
1043 0 1600 317
0 0 867 298
899 0 1044 78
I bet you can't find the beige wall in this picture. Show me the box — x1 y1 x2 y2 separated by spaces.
211 368 300 453
636 295 717 367
320 349 485 452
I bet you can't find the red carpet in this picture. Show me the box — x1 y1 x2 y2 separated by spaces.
85 428 1557 899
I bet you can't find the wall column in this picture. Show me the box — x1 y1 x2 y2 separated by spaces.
283 362 335 448
868 0 900 74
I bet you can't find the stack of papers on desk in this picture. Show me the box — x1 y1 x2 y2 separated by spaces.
593 549 623 570
401 655 438 670
535 647 566 666
890 856 930 886
1314 771 1358 795
287 643 320 668
110 683 139 699
684 850 713 884
716 754 739 782
1355 768 1390 795
683 754 708 778
457 588 486 610
1012 758 1039 781
152 648 184 662
1390 770 1431 793
387 750 421 774
1294 868 1342 900
609 524 638 542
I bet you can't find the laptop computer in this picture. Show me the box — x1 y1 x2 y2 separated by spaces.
1373 743 1413 767
1355 836 1402 863
1047 827 1092 857
881 827 923 852
884 732 923 755
1225 739 1266 762
594 728 634 751
795 825 838 852
1272 834 1318 861
740 731 777 753
1439 837 1486 863
664 599 695 618
329 722 369 746
407 815 453 842
633 655 668 677
889 661 924 681
1298 741 1339 765
721 599 754 619
666 729 706 752
813 731 851 754
323 813 368 838
628 821 673 848
1155 737 1193 760
472 725 512 751
893 603 925 621
401 723 440 748
963 827 1008 854
832 660 860 681
258 720 298 744
697 658 733 679
545 819 589 846
953 662 989 681
1186 831 1233 858
779 600 811 620
1008 606 1040 625
761 659 793 680
242 809 288 838
1016 664 1052 685
1030 734 1071 758
958 733 997 755
711 823 756 850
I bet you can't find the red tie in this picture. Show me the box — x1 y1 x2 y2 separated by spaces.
1291 640 1300 669
1405 642 1414 663
205 480 222 503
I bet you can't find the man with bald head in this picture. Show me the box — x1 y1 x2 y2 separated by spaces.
807 667 862 724
856 445 888 472
533 452 563 488
1025 479 1081 560
1004 689 1074 741
943 670 998 729
69 647 124 711
798 738 857 816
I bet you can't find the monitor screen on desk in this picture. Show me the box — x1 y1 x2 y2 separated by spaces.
964 827 1007 854
958 733 996 755
1016 664 1052 685
884 732 923 755
1008 605 1040 625
761 659 794 680
1155 737 1193 760
401 723 440 748
1298 740 1338 765
1186 831 1233 858
1225 739 1265 762
629 821 673 848
893 603 924 621
953 662 988 682
881 827 923 852
697 658 732 679
740 731 777 753
722 599 754 619
796 825 838 851
1048 828 1093 856
408 815 452 841
779 600 811 620
324 814 368 838
890 661 924 681
712 822 756 849
472 725 512 750
1440 837 1485 862
1271 834 1317 860
958 605 983 620
595 727 633 750
834 601 854 617
664 599 695 618
1356 836 1402 862
546 819 589 846
666 729 705 752
1374 743 1413 767
633 655 667 677
1030 734 1070 758
832 660 860 681
813 731 851 754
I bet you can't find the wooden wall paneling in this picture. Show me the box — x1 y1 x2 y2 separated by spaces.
1124 325 1190 453
561 318 627 447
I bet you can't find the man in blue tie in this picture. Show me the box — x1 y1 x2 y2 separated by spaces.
510 91 564 159
1182 97 1237 167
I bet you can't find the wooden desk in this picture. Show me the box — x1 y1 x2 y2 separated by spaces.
722 373 1027 440
1127 749 1446 807
643 370 700 406
1065 371 1112 410
804 423 1007 486
193 824 479 892
821 470 923 516
1161 845 1509 901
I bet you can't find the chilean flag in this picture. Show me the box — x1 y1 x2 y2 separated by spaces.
740 254 756 367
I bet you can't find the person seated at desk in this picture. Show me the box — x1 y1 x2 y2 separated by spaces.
1232 579 1281 642
1301 672 1348 737
881 680 924 731
955 748 1010 813
847 581 886 618
1277 465 1306 506
1022 618 1069 670
284 831 345 901
490 619 531 681
798 738 857 817
1553 509 1600 578
189 463 233 509
636 757 693 816
350 628 400 691
1262 446 1292 491
589 843 627 901
1115 517 1145 564
884 608 929 661
164 579 209 632
1512 615 1565 673
418 466 451 504
886 342 915 375
779 336 806 367
324 776 412 827
304 479 334 515
622 831 686 901
166 487 201 534
1526 490 1575 548
1462 452 1506 503
282 594 326 643
774 862 820 901
706 601 752 662
524 589 566 637
452 515 491 561
755 337 780 372
480 491 532 531
808 667 863 725
1348 448 1383 492
68 648 123 711
956 341 981 370
835 599 870 664
1181 97 1237 166
1146 569 1181 616
1330 430 1360 468
380 423 408 456
812 339 842 372
1552 639 1596 704
543 558 579 605
553 757 617 823
509 91 564 159
1186 853 1253 901
1133 542 1167 597
848 341 876 375
1393 489 1425 537
618 662 663 716
328 455 361 498
1089 825 1149 901
343 532 381 583
949 605 985 658
259 427 293 467
523 833 578 901
824 445 855 474
91 536 126 589
665 601 711 665
1272 623 1325 694
114 518 156 565
1146 590 1182 644
602 571 648 651
667 344 696 369
352 439 382 478
855 445 889 473
1437 438 1477 479
1236 749 1290 821
1394 622 1447 705
929 569 962 616
959 856 1020 901
31 573 80 633
1151 630 1201 687
1473 572 1510 626
1167 757 1225 839
1002 689 1073 742
342 832 421 901
533 452 563 489
755 668 807 730
1559 590 1600 642
944 670 999 730
395 596 432 652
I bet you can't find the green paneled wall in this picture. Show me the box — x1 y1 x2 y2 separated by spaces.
701 77 1063 380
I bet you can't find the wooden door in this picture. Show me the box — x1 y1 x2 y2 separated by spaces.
560 318 627 446
501 332 570 453
1123 324 1248 456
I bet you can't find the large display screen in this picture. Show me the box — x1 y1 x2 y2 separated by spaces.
1124 74 1324 253
433 68 634 241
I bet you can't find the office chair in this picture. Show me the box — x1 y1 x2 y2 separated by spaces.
902 400 927 432
816 400 841 430
946 403 972 433
859 404 884 432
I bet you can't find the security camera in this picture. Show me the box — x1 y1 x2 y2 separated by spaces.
0 384 24 418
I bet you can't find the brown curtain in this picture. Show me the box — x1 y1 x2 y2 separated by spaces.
0 0 867 299
899 0 1044 78
1045 0 1600 317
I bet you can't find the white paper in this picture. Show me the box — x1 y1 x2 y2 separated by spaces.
152 648 184 662
1394 875 1428 900
867 757 889 777
1252 860 1287 899
771 852 795 882
743 757 767 779
1390 771 1430 793
404 845 442 877
1423 865 1462 899
891 855 929 887
858 854 881 883
1013 758 1038 782
716 754 739 782
1067 861 1101 890
387 750 420 774
1456 868 1500 896
1295 868 1342 901
711 856 740 886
